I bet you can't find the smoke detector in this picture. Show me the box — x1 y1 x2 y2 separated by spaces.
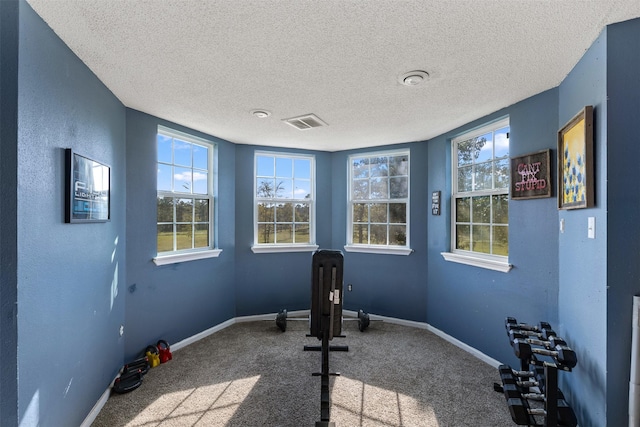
251 109 271 118
399 70 430 86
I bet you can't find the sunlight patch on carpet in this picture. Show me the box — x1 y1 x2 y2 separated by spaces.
126 375 261 426
331 376 439 427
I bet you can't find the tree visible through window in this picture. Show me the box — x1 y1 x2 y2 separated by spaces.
255 153 314 245
452 118 510 257
157 127 214 254
348 151 409 248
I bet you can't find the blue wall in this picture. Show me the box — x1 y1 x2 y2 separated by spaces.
605 18 640 427
5 2 640 425
125 110 237 360
330 143 429 321
234 145 333 316
0 1 20 425
426 90 560 365
557 30 608 427
16 3 126 426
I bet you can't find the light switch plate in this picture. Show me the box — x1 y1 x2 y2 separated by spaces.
588 217 595 239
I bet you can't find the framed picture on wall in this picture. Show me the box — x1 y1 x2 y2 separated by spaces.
65 148 110 223
557 105 594 210
510 149 552 200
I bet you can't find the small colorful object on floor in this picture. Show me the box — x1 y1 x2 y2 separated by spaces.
157 340 172 364
145 345 160 368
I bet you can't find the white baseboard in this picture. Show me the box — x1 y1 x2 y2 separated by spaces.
80 376 116 427
345 310 502 368
82 309 500 425
171 318 236 352
236 309 310 323
425 324 502 368
171 311 311 352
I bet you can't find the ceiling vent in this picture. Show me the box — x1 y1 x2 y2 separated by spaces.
283 114 327 130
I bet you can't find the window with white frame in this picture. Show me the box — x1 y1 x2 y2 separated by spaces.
156 127 217 262
254 152 315 250
346 150 410 254
445 118 510 269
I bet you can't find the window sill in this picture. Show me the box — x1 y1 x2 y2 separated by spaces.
153 249 222 266
441 252 512 273
344 245 413 256
251 244 319 254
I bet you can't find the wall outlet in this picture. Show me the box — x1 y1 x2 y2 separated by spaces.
347 284 353 292
119 325 124 337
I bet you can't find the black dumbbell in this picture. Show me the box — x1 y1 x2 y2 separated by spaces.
276 309 369 332
507 397 577 427
502 382 566 402
508 330 567 348
505 317 552 333
513 339 578 368
357 309 370 332
500 371 543 393
276 309 287 332
499 365 544 381
499 366 562 399
519 328 557 341
506 324 557 341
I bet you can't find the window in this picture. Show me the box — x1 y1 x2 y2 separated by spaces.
346 150 411 255
154 126 220 265
442 118 511 272
252 152 317 253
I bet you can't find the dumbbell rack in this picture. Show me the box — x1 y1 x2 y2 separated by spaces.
500 361 563 426
498 318 577 427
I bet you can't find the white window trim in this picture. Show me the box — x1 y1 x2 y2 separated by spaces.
344 245 413 256
441 251 512 272
156 126 218 260
442 117 511 271
251 244 319 254
154 249 222 266
253 151 316 249
346 149 412 253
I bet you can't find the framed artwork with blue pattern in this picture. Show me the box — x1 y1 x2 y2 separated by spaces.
558 106 593 210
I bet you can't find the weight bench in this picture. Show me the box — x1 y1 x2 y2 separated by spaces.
307 249 346 427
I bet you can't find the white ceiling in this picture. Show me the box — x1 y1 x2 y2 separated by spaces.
27 0 640 152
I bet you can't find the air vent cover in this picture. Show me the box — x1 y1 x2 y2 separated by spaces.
283 114 327 130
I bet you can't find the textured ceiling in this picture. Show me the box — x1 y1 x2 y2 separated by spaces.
27 0 640 152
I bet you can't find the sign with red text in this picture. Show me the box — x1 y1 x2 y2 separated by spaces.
510 150 551 200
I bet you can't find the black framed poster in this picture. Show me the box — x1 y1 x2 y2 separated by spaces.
65 148 110 223
510 149 552 200
431 191 441 215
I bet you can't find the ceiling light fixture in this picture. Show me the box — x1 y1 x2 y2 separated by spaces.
251 110 271 118
398 70 430 86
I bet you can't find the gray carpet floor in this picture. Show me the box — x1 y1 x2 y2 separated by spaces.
92 319 515 426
